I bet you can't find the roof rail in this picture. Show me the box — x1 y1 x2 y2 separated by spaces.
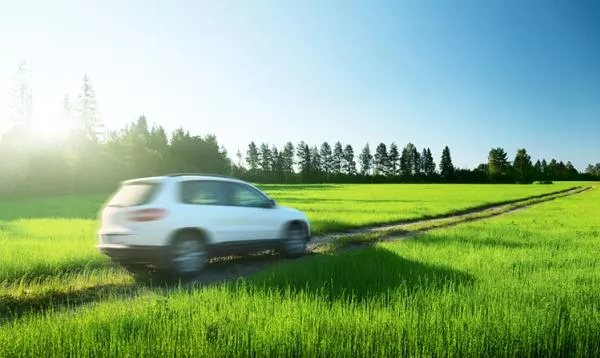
166 172 235 179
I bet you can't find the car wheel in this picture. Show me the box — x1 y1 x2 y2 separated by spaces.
170 233 208 278
281 223 308 258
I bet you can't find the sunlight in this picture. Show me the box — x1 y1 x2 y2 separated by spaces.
30 117 71 142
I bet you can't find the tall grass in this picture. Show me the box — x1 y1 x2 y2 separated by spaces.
0 186 598 356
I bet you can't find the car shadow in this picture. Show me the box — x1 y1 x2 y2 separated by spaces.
1 246 475 325
231 246 475 304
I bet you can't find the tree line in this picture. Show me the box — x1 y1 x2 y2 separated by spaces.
238 140 597 184
0 65 598 197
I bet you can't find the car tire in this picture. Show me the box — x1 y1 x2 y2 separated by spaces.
170 232 208 278
281 223 308 258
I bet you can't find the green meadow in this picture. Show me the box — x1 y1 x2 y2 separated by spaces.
1 183 598 356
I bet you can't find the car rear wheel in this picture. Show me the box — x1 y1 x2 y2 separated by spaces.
170 233 208 278
281 223 308 258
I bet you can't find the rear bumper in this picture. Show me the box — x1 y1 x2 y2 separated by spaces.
98 244 169 268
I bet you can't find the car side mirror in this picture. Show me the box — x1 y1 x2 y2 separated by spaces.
265 199 276 208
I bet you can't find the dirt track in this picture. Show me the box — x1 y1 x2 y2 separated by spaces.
188 185 592 286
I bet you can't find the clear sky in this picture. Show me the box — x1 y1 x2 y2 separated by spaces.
1 0 598 169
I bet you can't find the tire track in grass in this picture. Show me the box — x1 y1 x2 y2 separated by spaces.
314 185 594 252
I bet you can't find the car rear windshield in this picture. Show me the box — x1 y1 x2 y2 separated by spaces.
107 182 161 207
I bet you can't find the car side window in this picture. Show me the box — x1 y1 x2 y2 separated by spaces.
230 183 268 208
180 181 228 205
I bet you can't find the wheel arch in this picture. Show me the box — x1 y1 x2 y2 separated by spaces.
168 227 211 246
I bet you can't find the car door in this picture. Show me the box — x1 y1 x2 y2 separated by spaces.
226 182 280 242
179 180 242 244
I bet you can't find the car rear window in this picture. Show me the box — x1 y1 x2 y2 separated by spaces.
107 182 161 207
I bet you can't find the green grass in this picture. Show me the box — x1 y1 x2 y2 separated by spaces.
0 184 598 356
260 182 584 233
0 183 581 284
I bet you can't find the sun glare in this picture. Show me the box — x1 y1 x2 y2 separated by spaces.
30 118 70 142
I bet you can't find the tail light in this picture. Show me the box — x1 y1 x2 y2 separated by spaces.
128 208 168 222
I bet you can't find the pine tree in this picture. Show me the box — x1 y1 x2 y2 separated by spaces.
439 146 455 180
271 146 280 172
374 143 388 176
259 143 272 173
7 60 32 129
342 145 357 175
412 146 421 175
332 141 343 175
358 143 373 175
76 74 103 142
319 142 333 175
296 141 311 180
282 142 295 174
310 146 322 179
400 143 418 177
388 143 399 176
421 148 436 176
246 141 260 172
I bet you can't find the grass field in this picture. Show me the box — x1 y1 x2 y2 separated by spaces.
1 183 599 356
0 183 581 284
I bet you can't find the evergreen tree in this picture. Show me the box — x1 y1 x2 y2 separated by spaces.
540 159 548 180
270 145 280 172
412 146 421 175
332 141 343 175
439 146 455 180
400 143 418 177
319 142 333 175
388 142 399 176
358 143 373 175
342 145 357 175
259 143 272 173
421 148 436 176
76 74 103 142
271 145 284 180
533 160 542 180
246 141 260 172
282 142 295 175
565 161 578 180
296 141 311 180
310 146 322 179
374 143 388 175
547 159 558 179
7 60 33 132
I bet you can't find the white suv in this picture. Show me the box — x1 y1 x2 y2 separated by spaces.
97 174 311 277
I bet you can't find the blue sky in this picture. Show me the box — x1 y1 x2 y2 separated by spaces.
0 0 598 169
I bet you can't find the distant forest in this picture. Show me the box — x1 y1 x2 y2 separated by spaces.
1 71 599 197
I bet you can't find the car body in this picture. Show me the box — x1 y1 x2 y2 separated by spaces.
97 173 311 277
